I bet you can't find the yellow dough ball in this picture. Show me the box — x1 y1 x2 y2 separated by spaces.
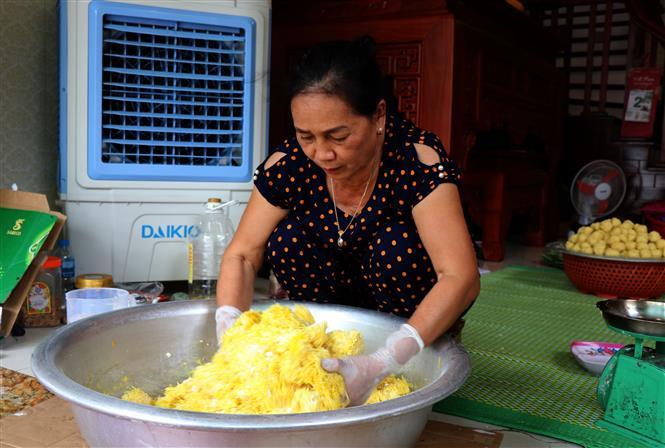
656 240 665 249
591 222 601 230
651 249 662 259
610 242 626 252
605 248 620 257
581 226 593 235
581 246 594 255
600 221 613 232
565 241 574 250
648 231 661 242
627 249 640 258
625 241 637 250
636 235 649 244
592 230 606 240
611 217 622 227
593 242 606 256
640 249 652 258
610 227 623 236
636 224 648 234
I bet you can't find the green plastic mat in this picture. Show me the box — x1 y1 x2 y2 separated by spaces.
434 265 651 448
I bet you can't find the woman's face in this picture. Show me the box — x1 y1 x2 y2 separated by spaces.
291 93 385 182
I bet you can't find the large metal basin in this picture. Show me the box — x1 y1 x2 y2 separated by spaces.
32 300 470 447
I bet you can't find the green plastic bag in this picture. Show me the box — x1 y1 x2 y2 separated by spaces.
0 207 57 304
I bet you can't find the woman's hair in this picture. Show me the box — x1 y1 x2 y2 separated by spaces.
288 36 385 117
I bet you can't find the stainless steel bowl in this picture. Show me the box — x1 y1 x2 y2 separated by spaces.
597 299 665 337
32 300 470 447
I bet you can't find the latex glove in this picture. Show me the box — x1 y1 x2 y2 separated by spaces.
215 305 242 345
321 323 424 406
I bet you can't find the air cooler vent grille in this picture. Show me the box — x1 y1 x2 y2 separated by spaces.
87 1 257 182
101 15 246 167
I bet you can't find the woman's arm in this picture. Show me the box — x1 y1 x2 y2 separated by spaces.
216 173 289 311
409 182 480 345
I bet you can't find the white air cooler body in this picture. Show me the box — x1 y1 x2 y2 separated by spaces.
59 0 271 282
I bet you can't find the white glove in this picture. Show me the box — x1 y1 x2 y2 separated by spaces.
321 323 424 406
215 305 242 345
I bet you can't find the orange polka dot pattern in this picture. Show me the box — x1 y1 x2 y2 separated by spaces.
255 115 461 317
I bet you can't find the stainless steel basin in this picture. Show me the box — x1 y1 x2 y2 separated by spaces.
597 299 665 337
32 300 470 447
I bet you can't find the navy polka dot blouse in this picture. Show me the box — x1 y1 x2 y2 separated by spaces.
254 115 461 317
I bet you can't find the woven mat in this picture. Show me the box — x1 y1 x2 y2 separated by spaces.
0 367 53 417
434 266 651 448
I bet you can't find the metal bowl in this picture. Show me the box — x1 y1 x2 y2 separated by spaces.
32 300 470 447
597 299 665 337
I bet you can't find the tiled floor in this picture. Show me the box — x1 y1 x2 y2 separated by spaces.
0 243 577 447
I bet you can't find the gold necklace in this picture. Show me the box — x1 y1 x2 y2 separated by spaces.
329 156 379 248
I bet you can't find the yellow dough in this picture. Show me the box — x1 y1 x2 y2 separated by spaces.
122 304 411 413
566 218 663 259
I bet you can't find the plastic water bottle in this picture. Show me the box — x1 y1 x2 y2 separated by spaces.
54 239 76 293
188 198 235 300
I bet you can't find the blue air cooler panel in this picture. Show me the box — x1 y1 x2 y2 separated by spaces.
87 1 256 182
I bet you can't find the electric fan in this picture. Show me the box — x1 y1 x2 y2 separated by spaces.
570 160 627 226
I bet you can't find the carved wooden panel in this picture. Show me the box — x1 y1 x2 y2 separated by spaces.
376 43 422 124
393 78 420 122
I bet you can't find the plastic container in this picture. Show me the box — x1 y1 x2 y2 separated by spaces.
570 341 623 376
187 198 234 300
66 288 134 323
24 256 63 327
54 239 76 293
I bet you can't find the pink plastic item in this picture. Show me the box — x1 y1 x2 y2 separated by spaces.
570 340 624 376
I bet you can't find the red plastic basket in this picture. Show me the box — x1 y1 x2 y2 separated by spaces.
642 201 665 238
563 252 665 299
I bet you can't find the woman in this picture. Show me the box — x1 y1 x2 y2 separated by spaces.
215 37 479 405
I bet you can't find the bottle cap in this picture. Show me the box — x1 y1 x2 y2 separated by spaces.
75 273 114 288
43 256 62 269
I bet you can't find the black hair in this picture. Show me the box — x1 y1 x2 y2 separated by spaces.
287 36 385 118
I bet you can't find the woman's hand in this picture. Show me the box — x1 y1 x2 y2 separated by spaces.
215 305 242 345
321 324 424 406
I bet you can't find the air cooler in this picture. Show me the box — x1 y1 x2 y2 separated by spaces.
59 0 270 282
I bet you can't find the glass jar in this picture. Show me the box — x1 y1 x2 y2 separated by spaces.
23 256 63 327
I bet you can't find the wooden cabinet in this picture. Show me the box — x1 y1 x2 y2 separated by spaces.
270 0 566 260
